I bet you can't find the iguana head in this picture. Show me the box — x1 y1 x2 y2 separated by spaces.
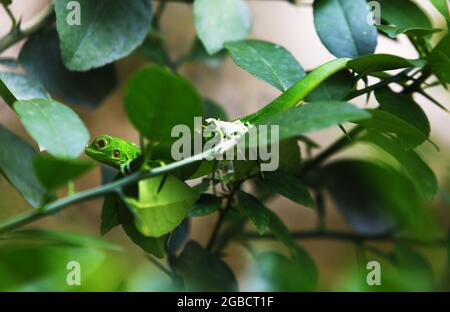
85 135 142 169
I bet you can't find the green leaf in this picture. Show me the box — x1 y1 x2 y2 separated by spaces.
429 34 450 84
19 29 117 108
0 125 45 208
253 101 370 145
354 109 429 149
364 131 438 202
0 243 106 291
138 31 171 66
313 0 377 58
0 72 49 106
4 229 120 251
0 0 12 6
265 206 299 257
348 54 425 75
278 138 302 174
225 39 306 91
377 25 441 39
117 194 167 258
189 194 221 217
430 0 450 22
101 194 121 235
176 241 238 291
253 249 318 291
124 66 203 149
193 0 252 55
54 0 152 71
306 70 353 102
263 171 313 208
376 0 431 28
203 99 228 121
374 87 430 149
33 155 95 190
393 245 435 291
126 175 199 237
322 160 436 236
237 191 270 235
13 99 90 158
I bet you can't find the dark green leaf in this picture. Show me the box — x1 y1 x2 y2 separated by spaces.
374 87 430 149
193 0 252 55
263 171 313 208
323 160 436 236
203 99 228 121
265 207 299 257
138 31 171 66
0 125 44 208
313 0 377 58
124 66 203 150
278 138 302 174
33 154 95 190
0 72 49 106
176 241 238 291
189 194 221 217
237 191 270 235
225 39 305 91
393 245 435 291
348 54 425 75
306 70 353 102
429 34 450 84
377 0 431 28
354 109 429 149
254 249 318 291
13 99 90 158
19 29 117 108
101 194 121 235
377 25 441 39
54 0 152 71
253 101 370 145
364 131 438 202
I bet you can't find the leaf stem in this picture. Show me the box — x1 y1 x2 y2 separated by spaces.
206 192 233 251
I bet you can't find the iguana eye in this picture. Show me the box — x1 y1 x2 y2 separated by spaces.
113 150 120 158
97 139 107 148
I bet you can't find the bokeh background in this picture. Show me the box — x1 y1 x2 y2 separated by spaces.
0 0 449 291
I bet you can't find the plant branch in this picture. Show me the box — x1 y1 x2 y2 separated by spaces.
206 189 234 251
244 230 449 247
0 4 54 53
0 152 205 235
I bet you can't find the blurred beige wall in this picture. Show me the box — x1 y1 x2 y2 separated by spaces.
1 0 449 290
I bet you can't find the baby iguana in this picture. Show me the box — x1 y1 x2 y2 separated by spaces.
85 135 142 170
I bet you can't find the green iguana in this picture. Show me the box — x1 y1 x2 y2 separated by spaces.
85 134 142 170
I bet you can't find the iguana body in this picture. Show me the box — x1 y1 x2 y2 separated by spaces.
85 135 142 169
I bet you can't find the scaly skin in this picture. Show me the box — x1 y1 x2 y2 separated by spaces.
85 135 142 169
